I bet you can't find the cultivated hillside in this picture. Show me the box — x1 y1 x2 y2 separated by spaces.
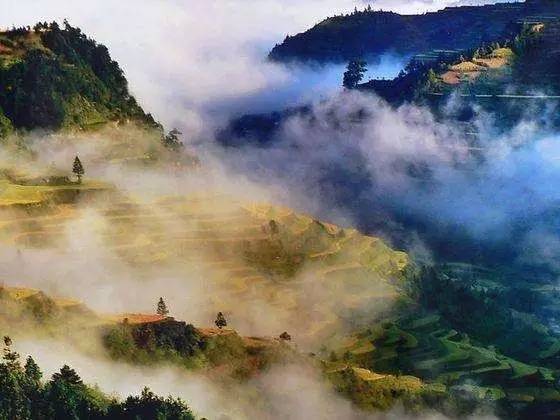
0 166 409 346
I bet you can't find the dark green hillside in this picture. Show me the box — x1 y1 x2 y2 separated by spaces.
330 263 560 418
269 0 560 64
0 22 158 134
359 17 560 122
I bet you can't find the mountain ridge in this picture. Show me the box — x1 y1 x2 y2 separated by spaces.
268 0 560 64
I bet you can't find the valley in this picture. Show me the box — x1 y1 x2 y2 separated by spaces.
3 2 560 419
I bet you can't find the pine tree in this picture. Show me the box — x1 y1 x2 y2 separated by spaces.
72 156 84 183
156 297 169 316
24 356 42 384
2 336 20 369
52 365 82 385
215 312 227 329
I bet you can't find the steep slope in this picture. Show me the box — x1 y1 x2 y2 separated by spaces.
0 22 158 134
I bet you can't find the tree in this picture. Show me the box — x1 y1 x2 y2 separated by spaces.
72 156 84 183
163 128 183 150
215 312 227 329
343 59 367 89
52 365 83 385
109 387 194 419
24 356 42 384
269 219 279 234
2 336 20 368
0 340 195 419
279 331 291 341
157 297 169 317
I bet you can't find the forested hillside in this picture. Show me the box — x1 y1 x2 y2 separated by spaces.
0 336 194 420
0 21 158 135
268 0 560 64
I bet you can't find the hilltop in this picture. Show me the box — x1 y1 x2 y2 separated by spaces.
0 21 158 136
268 0 560 64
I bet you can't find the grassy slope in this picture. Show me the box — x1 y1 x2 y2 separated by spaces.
0 192 409 333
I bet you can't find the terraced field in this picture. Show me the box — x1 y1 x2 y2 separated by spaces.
336 312 560 413
0 172 410 346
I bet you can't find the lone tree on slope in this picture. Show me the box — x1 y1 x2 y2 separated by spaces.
279 331 292 341
72 156 85 183
156 297 169 316
163 128 183 150
343 59 367 89
215 312 227 329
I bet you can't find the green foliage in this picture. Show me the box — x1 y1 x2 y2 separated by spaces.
103 320 205 365
108 387 194 420
0 22 159 132
0 108 12 139
72 156 84 183
215 312 227 329
157 297 169 316
163 128 183 151
0 337 195 419
411 266 556 362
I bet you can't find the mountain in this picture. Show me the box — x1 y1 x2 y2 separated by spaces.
5 15 560 420
0 22 158 135
359 14 560 124
4 137 560 418
268 0 560 64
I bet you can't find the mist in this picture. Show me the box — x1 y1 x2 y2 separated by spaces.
12 339 369 420
211 89 560 270
0 0 553 418
14 338 475 420
0 0 515 134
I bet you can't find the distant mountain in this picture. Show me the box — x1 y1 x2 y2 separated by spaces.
0 22 158 136
268 0 560 64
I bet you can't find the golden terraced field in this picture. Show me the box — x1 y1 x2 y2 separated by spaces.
0 176 409 345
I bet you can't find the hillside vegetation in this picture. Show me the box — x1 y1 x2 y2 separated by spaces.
269 0 560 64
0 337 195 420
268 2 524 63
6 11 560 418
0 173 409 345
0 22 158 134
4 160 560 416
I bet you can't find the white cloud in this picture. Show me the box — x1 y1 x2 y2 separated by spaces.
0 0 517 133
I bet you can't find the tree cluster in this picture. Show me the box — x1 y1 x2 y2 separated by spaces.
0 21 158 132
0 337 194 419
